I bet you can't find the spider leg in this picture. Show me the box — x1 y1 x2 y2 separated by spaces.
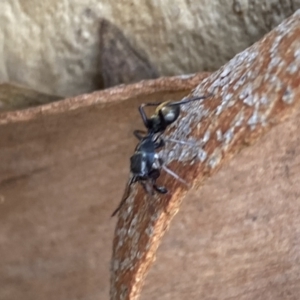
138 104 151 129
140 180 154 195
133 130 147 140
161 165 190 187
111 175 137 217
149 168 167 194
167 88 216 107
138 101 165 129
153 135 165 149
153 182 168 194
138 100 171 130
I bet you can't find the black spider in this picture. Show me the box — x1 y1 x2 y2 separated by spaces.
111 92 214 216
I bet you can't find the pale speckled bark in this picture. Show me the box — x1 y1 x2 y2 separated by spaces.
0 0 300 97
110 10 300 300
142 106 300 300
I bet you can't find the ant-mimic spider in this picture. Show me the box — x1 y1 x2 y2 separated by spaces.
111 91 214 217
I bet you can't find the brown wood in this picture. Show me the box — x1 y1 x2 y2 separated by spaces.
0 74 208 300
2 10 300 300
111 10 300 300
142 107 300 299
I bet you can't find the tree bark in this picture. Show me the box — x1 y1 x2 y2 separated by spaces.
110 10 300 300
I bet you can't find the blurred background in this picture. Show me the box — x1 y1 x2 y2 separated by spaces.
1 1 300 300
1 1 298 101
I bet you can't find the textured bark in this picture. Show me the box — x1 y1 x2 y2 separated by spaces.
110 10 300 300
